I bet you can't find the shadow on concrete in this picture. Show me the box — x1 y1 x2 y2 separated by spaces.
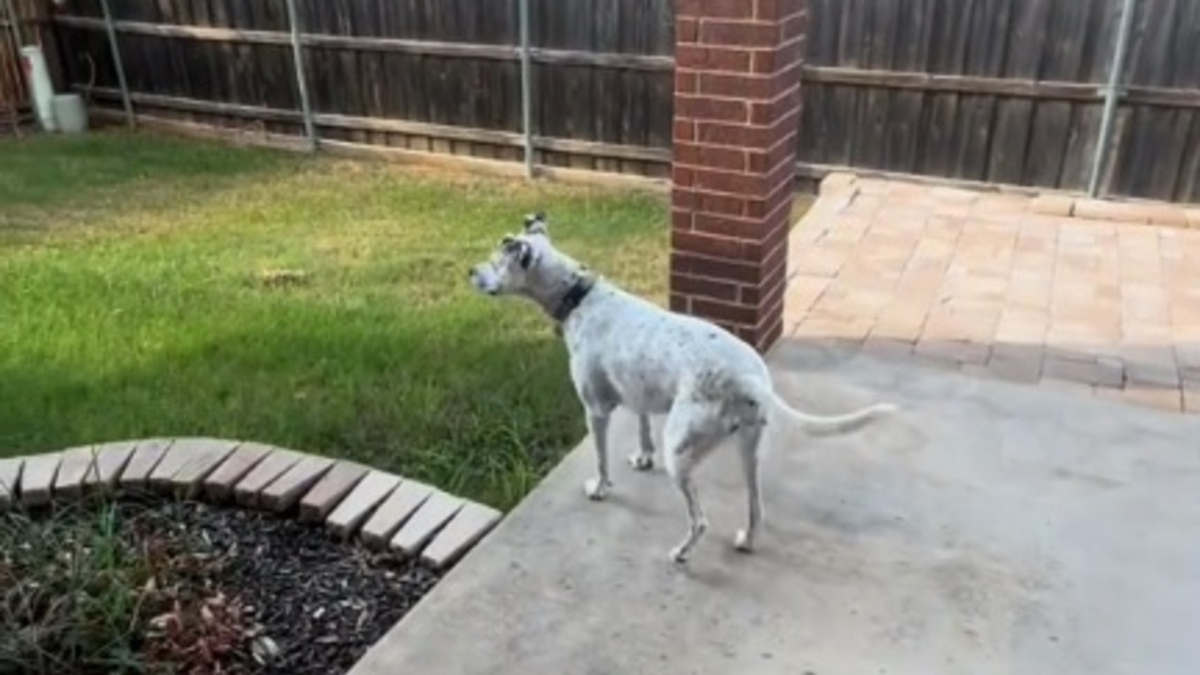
780 332 1198 414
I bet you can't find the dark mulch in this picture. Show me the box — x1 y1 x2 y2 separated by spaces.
2 496 442 675
157 500 442 674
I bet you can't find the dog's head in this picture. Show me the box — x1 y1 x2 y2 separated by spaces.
468 212 557 297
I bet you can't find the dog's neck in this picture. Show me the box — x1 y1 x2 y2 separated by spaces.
519 244 599 332
548 271 596 323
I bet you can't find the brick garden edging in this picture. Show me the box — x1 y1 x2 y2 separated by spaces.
0 438 502 570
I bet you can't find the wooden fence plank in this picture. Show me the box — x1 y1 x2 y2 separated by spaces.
53 16 674 70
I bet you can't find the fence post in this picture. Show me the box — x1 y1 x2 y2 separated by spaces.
518 0 534 177
284 0 317 151
1 0 22 134
97 0 134 128
1087 0 1138 198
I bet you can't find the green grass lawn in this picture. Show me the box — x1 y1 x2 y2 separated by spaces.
0 130 668 510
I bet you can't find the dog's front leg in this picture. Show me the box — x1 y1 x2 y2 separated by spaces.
583 412 613 500
629 414 655 471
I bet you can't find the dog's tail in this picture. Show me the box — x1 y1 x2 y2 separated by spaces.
769 391 897 436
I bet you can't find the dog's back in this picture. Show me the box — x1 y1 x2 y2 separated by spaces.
561 280 772 416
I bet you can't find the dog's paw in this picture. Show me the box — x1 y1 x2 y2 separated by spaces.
583 478 611 501
668 546 689 565
628 453 654 471
733 529 755 553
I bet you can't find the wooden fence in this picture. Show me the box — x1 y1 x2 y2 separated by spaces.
0 0 30 131
41 0 1200 202
50 0 675 178
801 0 1200 203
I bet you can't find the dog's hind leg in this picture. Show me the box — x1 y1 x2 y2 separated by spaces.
733 425 765 553
583 411 613 500
665 447 704 563
662 403 723 563
629 414 655 471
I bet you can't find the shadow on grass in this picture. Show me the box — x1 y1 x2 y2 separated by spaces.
0 131 294 208
0 130 300 244
0 313 584 511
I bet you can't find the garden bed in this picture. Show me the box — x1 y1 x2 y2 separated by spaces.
1 495 440 675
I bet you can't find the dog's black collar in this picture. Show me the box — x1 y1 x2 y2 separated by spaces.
551 273 595 324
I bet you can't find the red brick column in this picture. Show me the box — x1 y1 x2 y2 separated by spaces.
670 0 806 352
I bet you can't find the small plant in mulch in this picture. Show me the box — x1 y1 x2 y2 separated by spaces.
0 496 441 675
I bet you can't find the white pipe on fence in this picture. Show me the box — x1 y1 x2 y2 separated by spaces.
20 45 56 130
1087 0 1139 198
518 0 534 178
97 0 134 128
284 0 316 151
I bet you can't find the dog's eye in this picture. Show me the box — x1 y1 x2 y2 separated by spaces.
501 237 523 255
517 244 533 269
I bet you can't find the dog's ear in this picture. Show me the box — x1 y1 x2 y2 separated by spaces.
523 212 549 236
502 235 535 268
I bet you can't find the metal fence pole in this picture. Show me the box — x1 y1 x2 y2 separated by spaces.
518 0 534 177
3 0 22 46
97 0 134 128
285 0 317 151
1087 0 1138 198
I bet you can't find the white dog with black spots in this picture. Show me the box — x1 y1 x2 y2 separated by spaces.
469 213 896 563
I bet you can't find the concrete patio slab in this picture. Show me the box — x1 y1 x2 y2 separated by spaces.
348 339 1200 675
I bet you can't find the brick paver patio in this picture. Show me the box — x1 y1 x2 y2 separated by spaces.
785 175 1200 414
